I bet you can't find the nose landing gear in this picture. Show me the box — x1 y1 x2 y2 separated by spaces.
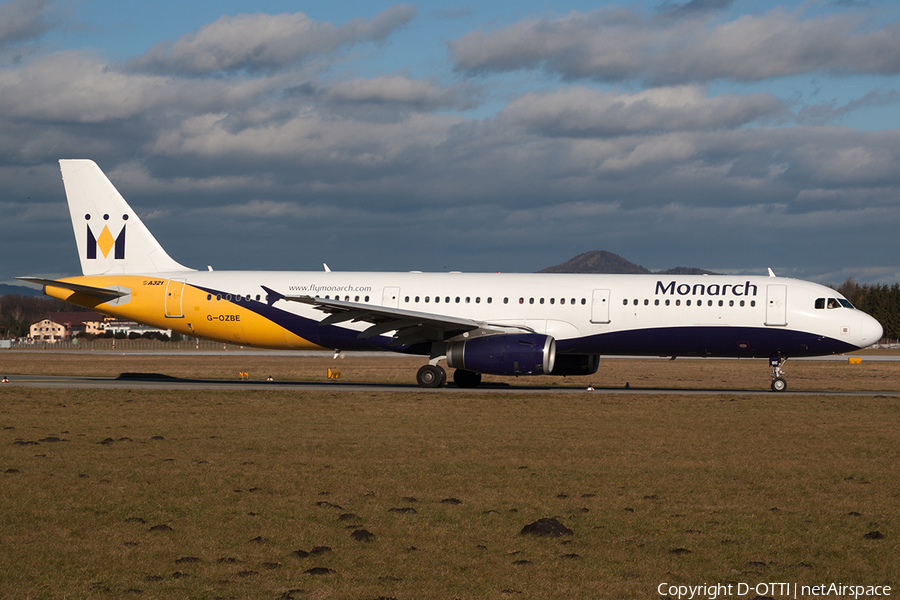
769 356 787 392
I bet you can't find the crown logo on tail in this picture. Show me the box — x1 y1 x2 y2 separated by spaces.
85 217 126 260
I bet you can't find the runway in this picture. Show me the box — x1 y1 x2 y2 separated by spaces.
4 372 900 396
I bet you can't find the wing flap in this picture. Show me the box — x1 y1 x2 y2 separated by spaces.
271 292 482 345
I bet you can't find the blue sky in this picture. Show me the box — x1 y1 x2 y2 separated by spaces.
4 0 900 286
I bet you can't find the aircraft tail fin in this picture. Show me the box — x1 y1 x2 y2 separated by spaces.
60 159 193 276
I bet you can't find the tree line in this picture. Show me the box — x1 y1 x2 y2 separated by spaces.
837 280 900 342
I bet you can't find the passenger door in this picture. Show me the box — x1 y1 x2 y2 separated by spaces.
590 289 611 324
165 279 186 318
765 284 787 326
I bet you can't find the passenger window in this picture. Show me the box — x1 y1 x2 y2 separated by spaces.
654 299 659 306
519 298 524 304
675 299 681 306
708 300 712 306
633 299 638 306
665 299 670 306
445 297 450 303
405 296 410 302
415 296 420 302
718 300 723 307
529 298 534 304
207 294 212 301
728 300 733 307
750 300 756 307
456 297 460 303
466 297 471 303
256 295 261 301
476 297 481 303
560 298 565 305
434 296 439 303
539 298 544 304
550 298 555 304
643 299 649 306
581 298 586 305
623 299 628 306
686 299 691 306
487 297 492 304
365 296 370 302
740 300 745 307
504 298 509 304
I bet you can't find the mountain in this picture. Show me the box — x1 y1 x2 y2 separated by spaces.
538 251 650 274
656 266 718 275
539 250 717 275
0 283 42 297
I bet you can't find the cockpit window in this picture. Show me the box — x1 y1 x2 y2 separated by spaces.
816 297 852 309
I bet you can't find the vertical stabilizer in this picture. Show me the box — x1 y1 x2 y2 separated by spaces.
60 160 193 275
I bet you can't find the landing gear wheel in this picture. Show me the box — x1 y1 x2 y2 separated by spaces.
453 369 482 389
416 364 446 388
771 377 787 392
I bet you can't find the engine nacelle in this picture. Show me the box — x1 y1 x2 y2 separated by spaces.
446 333 556 376
549 354 600 376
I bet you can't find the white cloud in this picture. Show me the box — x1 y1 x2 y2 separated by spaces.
325 76 480 111
0 51 277 122
128 5 417 75
498 86 785 137
450 7 900 84
0 0 59 48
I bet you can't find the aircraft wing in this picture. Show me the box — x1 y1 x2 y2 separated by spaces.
16 277 127 301
262 287 516 346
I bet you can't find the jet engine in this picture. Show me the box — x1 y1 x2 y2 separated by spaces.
549 354 600 376
446 333 555 376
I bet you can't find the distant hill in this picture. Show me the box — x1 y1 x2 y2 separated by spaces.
656 266 718 275
0 283 42 297
539 250 717 275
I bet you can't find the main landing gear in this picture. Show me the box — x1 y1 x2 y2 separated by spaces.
416 364 446 388
769 356 787 392
415 364 483 388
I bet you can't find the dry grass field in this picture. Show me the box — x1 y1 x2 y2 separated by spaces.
1 351 898 599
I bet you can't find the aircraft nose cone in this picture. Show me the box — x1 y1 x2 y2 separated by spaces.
858 313 883 348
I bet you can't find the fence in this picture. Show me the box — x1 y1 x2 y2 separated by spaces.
5 338 252 351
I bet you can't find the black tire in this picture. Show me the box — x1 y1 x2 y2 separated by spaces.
453 369 482 388
771 377 787 392
416 364 445 388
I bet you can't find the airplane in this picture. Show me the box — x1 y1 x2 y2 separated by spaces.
19 159 883 391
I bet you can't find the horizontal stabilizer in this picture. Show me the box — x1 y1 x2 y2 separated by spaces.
16 277 127 301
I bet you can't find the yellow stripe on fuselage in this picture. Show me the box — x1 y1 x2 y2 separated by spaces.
45 275 322 349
